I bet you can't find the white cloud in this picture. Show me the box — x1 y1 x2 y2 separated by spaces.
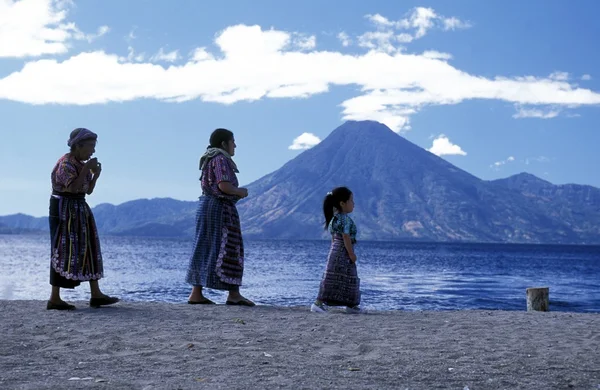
150 48 179 63
581 74 592 81
190 47 214 62
119 46 145 62
396 33 414 43
428 134 467 156
443 17 472 31
1 16 600 132
513 106 561 119
409 7 438 38
293 34 316 51
288 132 321 150
360 8 470 52
400 7 470 39
0 0 107 58
422 50 452 60
337 32 352 47
549 71 569 81
74 25 109 43
490 155 516 170
366 13 396 28
357 31 397 53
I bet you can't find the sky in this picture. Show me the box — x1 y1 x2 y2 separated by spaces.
1 0 600 217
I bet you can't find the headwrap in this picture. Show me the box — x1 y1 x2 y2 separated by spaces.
199 147 239 173
67 128 97 147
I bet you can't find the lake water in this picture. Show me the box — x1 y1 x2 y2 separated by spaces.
1 235 599 312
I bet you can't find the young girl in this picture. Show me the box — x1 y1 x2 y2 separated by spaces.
311 186 361 314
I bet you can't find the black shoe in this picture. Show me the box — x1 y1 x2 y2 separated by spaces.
89 296 120 308
47 301 76 311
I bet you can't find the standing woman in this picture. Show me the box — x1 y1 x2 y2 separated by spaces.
186 128 254 306
47 128 119 310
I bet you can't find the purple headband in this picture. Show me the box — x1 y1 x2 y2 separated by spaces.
67 128 97 147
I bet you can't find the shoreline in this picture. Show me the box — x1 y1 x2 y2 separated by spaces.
1 300 599 389
4 232 600 247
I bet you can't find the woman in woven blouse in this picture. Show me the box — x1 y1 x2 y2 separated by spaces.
47 128 119 310
186 128 255 306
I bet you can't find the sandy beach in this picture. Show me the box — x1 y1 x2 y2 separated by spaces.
1 301 599 390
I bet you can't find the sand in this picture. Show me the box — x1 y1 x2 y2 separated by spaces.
1 300 599 389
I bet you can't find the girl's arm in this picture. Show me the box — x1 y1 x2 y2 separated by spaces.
342 233 357 263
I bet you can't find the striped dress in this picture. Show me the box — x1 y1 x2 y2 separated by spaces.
49 154 103 288
317 213 361 307
186 154 244 290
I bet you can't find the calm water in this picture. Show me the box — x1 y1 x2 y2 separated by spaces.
1 235 599 312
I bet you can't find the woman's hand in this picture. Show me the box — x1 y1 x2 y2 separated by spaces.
218 182 248 198
85 157 99 171
93 161 102 176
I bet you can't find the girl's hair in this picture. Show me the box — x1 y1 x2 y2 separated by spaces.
209 128 234 150
323 186 352 229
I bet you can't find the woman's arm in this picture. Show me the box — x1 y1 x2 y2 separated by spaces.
86 161 102 195
218 181 248 198
65 161 94 193
342 234 357 263
86 173 100 195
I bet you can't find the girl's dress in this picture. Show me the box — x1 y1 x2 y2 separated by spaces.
317 213 361 307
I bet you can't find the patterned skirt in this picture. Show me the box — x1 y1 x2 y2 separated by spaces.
317 234 361 307
49 193 103 288
186 195 244 290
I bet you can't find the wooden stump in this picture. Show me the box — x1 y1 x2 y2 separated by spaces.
526 287 549 312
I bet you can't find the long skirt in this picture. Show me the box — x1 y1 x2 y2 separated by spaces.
49 193 103 288
186 195 244 290
317 234 361 307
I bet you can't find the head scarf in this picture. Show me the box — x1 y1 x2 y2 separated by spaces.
199 147 239 173
67 128 97 147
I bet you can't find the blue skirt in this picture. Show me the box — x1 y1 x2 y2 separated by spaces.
186 195 244 290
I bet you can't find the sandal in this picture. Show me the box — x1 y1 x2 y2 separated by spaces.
46 301 76 311
226 298 256 307
187 298 216 305
89 296 120 308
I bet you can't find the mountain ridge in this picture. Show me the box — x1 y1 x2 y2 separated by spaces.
2 120 600 244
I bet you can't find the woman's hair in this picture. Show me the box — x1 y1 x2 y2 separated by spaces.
209 128 234 150
323 186 353 229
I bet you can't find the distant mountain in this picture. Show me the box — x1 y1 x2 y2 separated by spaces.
0 213 47 234
491 173 600 239
0 198 197 237
237 120 599 243
2 120 600 244
92 198 197 236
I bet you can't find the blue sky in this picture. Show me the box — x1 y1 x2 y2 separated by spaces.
1 0 600 217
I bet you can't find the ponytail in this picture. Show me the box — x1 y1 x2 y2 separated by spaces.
322 186 353 230
323 193 335 229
